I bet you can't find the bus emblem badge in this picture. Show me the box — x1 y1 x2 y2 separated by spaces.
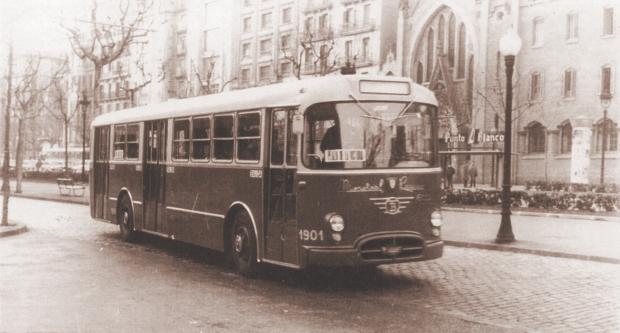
369 196 414 215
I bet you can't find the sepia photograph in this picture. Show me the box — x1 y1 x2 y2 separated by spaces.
0 0 618 332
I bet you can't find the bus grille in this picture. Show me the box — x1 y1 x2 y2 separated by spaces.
359 236 424 261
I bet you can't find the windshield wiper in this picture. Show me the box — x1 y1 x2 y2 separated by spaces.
349 94 416 122
399 100 415 117
348 94 373 117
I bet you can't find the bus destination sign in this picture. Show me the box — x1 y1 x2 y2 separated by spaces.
325 149 366 162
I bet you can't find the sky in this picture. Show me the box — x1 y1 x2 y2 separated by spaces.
0 0 87 62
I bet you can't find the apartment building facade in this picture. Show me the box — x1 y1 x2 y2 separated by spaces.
300 0 399 77
231 0 302 88
400 0 619 185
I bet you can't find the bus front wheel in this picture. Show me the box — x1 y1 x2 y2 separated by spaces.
118 197 136 242
230 211 258 277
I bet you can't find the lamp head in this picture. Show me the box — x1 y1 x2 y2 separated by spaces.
499 28 522 56
600 92 612 109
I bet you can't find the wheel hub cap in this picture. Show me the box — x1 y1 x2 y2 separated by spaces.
234 234 244 253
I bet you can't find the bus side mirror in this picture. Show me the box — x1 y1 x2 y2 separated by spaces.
292 114 303 135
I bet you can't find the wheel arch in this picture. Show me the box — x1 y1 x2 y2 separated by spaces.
116 187 135 226
225 201 261 262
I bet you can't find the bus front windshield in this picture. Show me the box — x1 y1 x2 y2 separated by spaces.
303 102 436 169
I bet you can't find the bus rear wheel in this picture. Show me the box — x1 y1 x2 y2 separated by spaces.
118 197 136 242
230 211 258 277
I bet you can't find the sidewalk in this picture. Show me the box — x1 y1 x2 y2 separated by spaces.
7 179 88 205
3 179 619 264
442 210 620 264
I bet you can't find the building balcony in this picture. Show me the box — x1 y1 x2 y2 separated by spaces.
302 63 316 74
340 21 375 36
304 0 332 14
302 27 334 42
202 49 219 58
355 56 374 68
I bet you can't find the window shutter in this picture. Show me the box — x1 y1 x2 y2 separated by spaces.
540 72 545 99
573 70 577 97
611 66 616 94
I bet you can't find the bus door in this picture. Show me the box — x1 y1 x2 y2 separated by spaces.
143 120 167 234
265 108 299 265
93 126 109 219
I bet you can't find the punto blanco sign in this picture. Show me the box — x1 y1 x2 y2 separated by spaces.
444 129 505 145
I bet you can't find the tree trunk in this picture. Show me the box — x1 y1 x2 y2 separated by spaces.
93 65 102 116
15 118 24 193
2 45 13 227
64 118 69 176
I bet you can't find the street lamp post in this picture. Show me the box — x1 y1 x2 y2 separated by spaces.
78 91 90 180
496 29 521 244
599 92 612 186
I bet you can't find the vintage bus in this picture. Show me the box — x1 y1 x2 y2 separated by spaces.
90 75 443 276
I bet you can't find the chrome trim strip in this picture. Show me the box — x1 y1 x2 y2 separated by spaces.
108 160 141 165
296 167 442 175
109 197 118 201
119 187 134 219
228 201 261 262
141 229 169 238
133 201 142 205
262 259 301 269
166 206 225 219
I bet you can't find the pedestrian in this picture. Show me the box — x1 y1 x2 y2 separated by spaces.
463 162 469 188
35 157 43 172
468 160 478 188
446 163 455 190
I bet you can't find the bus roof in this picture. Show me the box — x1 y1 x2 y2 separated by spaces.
92 75 438 127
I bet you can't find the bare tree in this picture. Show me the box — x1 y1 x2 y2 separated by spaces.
64 0 152 115
44 72 77 176
191 58 215 96
281 30 338 79
280 43 305 80
1 43 13 227
12 56 66 192
476 72 534 125
117 48 164 107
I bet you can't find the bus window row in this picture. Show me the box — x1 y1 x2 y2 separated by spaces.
172 111 261 163
108 111 262 164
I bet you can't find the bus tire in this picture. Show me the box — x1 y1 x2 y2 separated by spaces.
118 196 136 242
230 211 258 277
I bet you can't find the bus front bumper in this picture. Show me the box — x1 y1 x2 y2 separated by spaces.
301 239 443 267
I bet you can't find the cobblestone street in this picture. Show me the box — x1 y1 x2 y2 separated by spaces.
1 197 618 332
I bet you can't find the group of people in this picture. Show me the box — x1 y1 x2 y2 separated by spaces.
444 160 478 190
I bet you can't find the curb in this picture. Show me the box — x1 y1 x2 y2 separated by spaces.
10 193 89 206
0 223 28 238
5 193 619 264
443 206 620 222
444 240 620 264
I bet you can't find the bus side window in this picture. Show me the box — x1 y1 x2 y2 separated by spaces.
191 116 211 161
214 115 234 161
126 124 140 159
113 124 127 160
237 112 261 162
271 110 286 165
286 110 298 165
172 119 190 160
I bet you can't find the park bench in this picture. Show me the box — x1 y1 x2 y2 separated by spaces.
56 178 86 197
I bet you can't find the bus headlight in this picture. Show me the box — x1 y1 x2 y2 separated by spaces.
430 210 442 227
326 213 345 232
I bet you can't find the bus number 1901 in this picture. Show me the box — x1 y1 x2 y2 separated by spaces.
299 229 324 241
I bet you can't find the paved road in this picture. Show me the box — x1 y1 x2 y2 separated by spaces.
1 198 618 332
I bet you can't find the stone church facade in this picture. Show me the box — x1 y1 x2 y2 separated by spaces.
394 0 619 185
